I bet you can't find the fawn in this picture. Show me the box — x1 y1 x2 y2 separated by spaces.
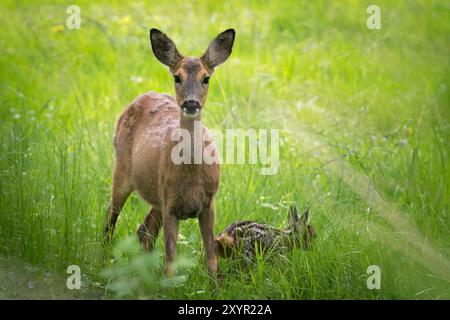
103 28 235 277
215 205 315 259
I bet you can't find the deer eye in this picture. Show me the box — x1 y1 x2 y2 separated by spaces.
203 76 210 85
174 75 182 84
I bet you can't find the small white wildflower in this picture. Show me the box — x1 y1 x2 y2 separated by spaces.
131 75 143 84
398 139 408 147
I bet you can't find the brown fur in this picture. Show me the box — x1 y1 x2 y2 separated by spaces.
104 29 235 277
215 231 236 258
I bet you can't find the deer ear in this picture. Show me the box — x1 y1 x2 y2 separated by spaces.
202 29 235 69
150 28 183 70
300 208 310 225
288 205 299 225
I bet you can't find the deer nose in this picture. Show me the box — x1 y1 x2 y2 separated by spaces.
181 100 201 115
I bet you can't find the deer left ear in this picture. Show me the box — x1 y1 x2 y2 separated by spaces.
288 205 299 226
149 28 183 71
202 29 235 69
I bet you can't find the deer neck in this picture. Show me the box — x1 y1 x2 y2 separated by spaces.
179 112 203 167
281 228 296 249
180 112 201 132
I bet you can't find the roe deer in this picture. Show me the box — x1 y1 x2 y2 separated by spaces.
104 28 236 277
215 205 315 260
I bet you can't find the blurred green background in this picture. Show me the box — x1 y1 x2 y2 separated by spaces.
0 0 449 299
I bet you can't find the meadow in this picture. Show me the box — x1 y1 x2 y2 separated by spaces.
0 0 449 299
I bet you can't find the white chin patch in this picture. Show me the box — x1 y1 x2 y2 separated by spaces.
182 108 200 117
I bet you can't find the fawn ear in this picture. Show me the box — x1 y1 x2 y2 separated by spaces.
288 205 299 226
300 208 310 225
202 29 235 70
150 28 183 71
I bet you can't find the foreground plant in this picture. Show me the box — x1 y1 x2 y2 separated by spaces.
101 237 193 299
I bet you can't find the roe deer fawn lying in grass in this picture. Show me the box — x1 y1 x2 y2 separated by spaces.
215 205 315 260
103 28 235 277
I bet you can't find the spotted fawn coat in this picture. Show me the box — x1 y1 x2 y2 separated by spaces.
215 205 315 259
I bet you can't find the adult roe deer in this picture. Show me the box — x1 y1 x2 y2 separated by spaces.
103 28 235 277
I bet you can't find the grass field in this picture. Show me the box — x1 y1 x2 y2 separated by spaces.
0 0 449 299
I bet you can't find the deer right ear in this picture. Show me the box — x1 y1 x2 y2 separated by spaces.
202 29 235 70
300 208 310 225
149 28 183 71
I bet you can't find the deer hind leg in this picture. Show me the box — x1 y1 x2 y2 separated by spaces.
199 202 217 277
137 208 162 251
103 165 133 246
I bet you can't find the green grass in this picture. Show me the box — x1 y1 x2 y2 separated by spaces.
0 0 449 299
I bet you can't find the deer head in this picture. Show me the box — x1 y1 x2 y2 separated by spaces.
150 28 235 118
288 205 316 249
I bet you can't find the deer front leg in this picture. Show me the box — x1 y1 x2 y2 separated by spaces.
163 212 179 277
137 208 162 252
198 203 217 277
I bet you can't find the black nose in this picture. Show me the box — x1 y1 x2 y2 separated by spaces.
181 100 201 115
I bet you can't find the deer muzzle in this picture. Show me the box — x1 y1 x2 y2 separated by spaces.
181 99 201 116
